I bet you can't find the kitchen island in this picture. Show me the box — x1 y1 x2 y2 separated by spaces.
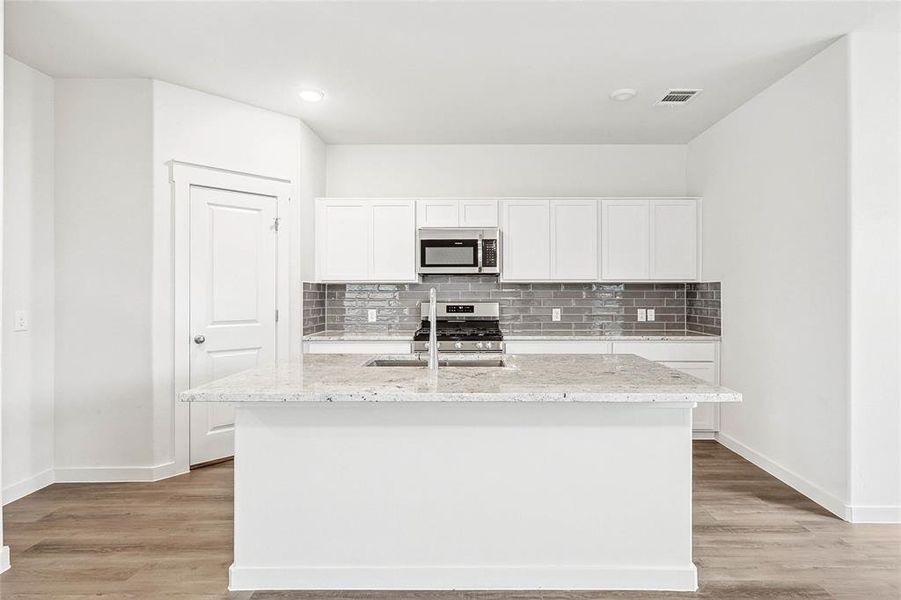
181 353 741 592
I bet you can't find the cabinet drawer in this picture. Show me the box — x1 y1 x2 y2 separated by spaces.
611 341 716 362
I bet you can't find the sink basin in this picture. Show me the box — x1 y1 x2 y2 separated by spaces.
365 358 507 368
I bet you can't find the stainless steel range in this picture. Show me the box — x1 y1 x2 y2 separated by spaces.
413 301 504 353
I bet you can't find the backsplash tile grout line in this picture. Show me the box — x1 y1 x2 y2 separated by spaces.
306 277 721 337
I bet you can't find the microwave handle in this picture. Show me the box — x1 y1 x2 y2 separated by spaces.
477 232 483 273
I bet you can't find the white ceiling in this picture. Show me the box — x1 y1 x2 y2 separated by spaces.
5 1 898 144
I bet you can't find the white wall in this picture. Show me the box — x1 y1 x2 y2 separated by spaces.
150 81 325 471
0 0 9 573
326 144 687 197
687 39 851 516
2 58 54 503
846 32 900 522
54 79 155 476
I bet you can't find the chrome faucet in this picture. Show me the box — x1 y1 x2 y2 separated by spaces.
428 287 438 370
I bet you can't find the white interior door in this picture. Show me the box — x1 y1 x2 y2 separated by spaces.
189 185 279 465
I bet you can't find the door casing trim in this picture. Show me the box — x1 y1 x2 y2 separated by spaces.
170 161 291 471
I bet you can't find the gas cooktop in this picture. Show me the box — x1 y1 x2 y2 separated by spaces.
412 302 504 353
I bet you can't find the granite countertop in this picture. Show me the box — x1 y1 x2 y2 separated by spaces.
303 331 721 342
303 332 414 342
180 353 741 404
504 333 720 341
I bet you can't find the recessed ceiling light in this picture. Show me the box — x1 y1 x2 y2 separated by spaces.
298 89 325 103
610 88 637 102
610 88 638 102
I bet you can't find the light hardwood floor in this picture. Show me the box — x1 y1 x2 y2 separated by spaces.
1 442 898 599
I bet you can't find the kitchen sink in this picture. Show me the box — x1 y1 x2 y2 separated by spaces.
365 358 507 368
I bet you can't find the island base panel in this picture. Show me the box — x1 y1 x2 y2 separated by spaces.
230 402 697 591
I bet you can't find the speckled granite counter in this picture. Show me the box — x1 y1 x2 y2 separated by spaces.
302 332 414 342
504 333 720 341
180 353 739 404
302 331 720 342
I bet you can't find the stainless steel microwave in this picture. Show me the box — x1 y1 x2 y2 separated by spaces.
417 227 500 274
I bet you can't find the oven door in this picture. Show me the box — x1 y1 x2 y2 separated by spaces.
418 238 481 274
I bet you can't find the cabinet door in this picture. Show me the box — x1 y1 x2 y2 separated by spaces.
417 199 459 227
550 199 598 280
502 199 550 280
659 361 719 431
460 199 499 227
651 199 698 280
370 200 416 281
602 199 650 280
317 200 369 281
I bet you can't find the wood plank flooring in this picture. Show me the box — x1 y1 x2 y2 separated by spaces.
1 442 898 599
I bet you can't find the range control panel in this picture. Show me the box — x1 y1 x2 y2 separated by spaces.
445 305 475 313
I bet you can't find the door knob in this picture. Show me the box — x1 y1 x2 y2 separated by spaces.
194 335 206 344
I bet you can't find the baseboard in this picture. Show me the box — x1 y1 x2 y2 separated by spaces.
54 461 186 484
692 430 716 440
228 564 698 592
715 432 850 520
2 468 54 506
846 504 901 524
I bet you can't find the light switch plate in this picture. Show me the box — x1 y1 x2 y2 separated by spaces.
367 309 377 323
552 308 561 322
14 310 29 332
647 308 655 321
637 308 646 322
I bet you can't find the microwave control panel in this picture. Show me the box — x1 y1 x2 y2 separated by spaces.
482 239 498 268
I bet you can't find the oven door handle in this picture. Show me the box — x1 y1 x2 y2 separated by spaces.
477 232 483 273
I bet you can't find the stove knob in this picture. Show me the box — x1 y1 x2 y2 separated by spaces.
454 342 463 350
486 341 493 350
476 342 484 350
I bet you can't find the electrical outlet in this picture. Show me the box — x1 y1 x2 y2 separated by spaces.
14 310 29 332
552 308 561 322
367 309 377 323
636 308 647 322
647 308 655 322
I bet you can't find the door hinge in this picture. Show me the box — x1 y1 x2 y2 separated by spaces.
273 216 280 232
275 309 279 322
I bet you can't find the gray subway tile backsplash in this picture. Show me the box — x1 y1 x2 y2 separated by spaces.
685 281 722 336
304 276 723 337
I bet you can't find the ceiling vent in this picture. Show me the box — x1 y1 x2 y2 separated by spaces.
656 89 702 105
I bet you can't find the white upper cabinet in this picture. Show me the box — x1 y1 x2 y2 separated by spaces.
650 199 699 280
601 199 650 280
601 198 699 281
370 201 417 281
317 200 370 281
502 199 551 281
316 198 416 282
460 199 499 227
416 198 498 228
550 199 598 280
417 199 459 228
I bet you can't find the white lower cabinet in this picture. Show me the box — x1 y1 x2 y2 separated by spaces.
611 341 719 435
507 339 720 435
659 361 718 433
